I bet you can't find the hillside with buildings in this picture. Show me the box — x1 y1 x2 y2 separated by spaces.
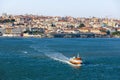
0 13 120 38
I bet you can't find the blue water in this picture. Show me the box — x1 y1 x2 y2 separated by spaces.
0 38 120 80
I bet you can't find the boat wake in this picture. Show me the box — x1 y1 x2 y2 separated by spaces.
30 44 82 67
45 52 69 63
45 52 82 67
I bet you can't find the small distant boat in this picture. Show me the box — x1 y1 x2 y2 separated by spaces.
69 53 82 66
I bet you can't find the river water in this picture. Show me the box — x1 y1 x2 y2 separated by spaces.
0 38 120 80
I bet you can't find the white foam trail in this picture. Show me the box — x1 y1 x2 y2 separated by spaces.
30 44 82 67
45 52 82 67
45 52 69 62
23 51 28 54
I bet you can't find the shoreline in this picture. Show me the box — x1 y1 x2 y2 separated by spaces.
0 36 119 39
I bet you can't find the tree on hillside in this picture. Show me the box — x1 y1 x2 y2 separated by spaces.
106 30 110 35
112 31 120 36
51 23 56 27
0 19 15 23
79 23 85 28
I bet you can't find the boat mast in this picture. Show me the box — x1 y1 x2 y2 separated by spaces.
77 53 79 58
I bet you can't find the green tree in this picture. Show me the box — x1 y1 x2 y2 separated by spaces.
106 30 110 35
79 23 85 28
51 23 56 27
112 31 120 36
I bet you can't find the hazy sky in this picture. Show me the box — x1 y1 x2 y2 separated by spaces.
0 0 120 18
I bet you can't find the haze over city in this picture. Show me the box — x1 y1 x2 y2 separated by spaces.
0 0 120 18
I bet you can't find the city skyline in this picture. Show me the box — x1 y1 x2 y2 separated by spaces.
0 0 120 18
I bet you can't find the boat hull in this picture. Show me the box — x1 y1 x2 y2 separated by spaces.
66 61 82 67
69 60 82 64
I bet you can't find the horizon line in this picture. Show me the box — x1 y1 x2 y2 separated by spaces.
0 13 120 19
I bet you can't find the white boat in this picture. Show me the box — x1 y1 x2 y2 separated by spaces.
69 54 82 66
